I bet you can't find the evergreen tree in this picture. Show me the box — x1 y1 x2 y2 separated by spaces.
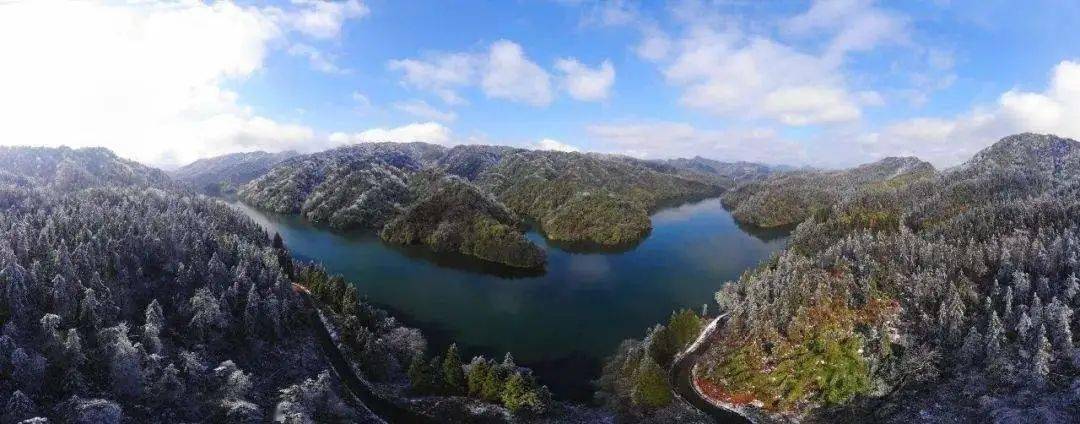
630 355 672 409
668 309 703 352
1016 311 1033 346
645 324 676 367
143 299 165 354
480 364 504 402
407 355 427 394
501 371 528 413
959 325 983 364
1030 325 1051 388
442 344 466 395
4 390 37 424
243 285 261 340
466 357 491 397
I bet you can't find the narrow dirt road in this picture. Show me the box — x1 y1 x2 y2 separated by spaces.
670 315 752 424
295 284 435 423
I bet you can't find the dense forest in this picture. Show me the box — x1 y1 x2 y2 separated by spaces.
721 156 935 228
234 143 725 266
0 146 585 423
599 133 1080 423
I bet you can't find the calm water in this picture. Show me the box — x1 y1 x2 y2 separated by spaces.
231 198 788 401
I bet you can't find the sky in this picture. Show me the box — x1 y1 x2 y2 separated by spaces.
3 0 1080 169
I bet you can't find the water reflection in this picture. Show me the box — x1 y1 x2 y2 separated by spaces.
230 197 789 401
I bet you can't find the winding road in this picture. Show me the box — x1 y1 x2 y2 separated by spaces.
670 314 753 424
294 283 435 424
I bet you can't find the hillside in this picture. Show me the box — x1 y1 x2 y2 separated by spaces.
381 170 546 268
0 146 178 191
236 142 723 266
0 146 579 423
465 149 723 246
0 147 379 423
171 150 297 196
601 133 1080 423
722 156 935 228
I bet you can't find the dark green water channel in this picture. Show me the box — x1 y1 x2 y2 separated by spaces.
231 198 788 401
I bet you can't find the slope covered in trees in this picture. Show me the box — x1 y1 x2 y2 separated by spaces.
0 146 573 423
679 133 1080 422
381 170 546 268
0 147 374 423
235 142 721 266
171 150 297 196
470 150 722 246
722 156 935 228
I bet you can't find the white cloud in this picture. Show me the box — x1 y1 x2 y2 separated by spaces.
387 53 476 105
329 122 453 145
352 91 373 109
388 40 553 107
586 122 805 163
783 0 909 61
762 86 861 125
556 58 615 101
662 31 864 125
0 1 330 168
288 43 349 74
863 61 1080 166
481 40 554 106
536 138 580 152
287 0 368 39
636 27 672 61
393 100 457 122
587 0 912 127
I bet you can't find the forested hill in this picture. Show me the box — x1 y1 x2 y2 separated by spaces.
0 146 178 191
171 150 297 196
234 142 726 267
721 156 935 228
0 146 579 423
598 133 1080 423
0 147 384 422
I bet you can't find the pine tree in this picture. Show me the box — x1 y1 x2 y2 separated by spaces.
480 364 504 402
63 329 86 368
143 300 164 354
1064 273 1080 303
1004 286 1014 320
1031 325 1051 388
645 324 676 367
501 371 527 413
959 325 983 364
4 390 37 424
407 355 428 394
466 357 491 397
668 309 703 352
442 344 466 395
243 285 261 340
630 355 672 409
1046 299 1073 352
153 363 185 404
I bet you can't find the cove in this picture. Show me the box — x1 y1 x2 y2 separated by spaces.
230 198 788 401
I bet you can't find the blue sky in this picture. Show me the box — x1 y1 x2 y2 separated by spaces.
3 0 1080 168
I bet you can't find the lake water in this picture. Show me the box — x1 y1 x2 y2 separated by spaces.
231 198 788 401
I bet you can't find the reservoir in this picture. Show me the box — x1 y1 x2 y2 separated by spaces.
232 198 787 401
